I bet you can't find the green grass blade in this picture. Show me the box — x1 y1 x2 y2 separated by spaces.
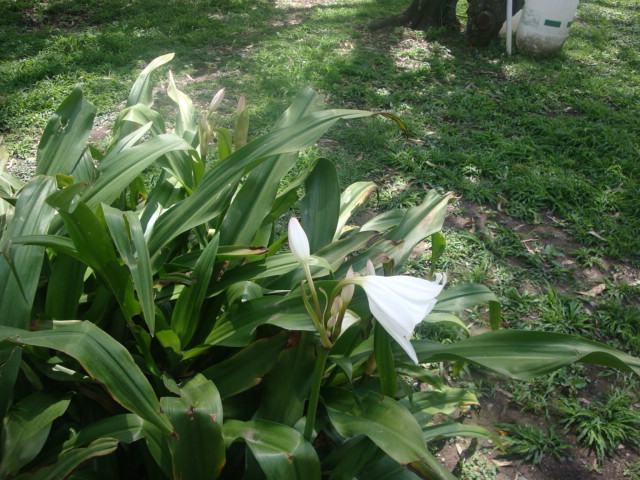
1 322 173 434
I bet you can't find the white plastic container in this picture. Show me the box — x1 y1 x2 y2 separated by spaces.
516 0 580 54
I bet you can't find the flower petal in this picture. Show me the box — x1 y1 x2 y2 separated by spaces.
288 217 310 264
355 274 446 363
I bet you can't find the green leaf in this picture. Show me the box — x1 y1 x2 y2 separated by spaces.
44 254 87 320
161 374 225 480
0 322 173 434
234 95 249 150
325 389 456 480
171 234 219 346
35 87 96 177
47 197 138 319
167 70 195 137
127 53 175 108
385 191 452 269
202 332 289 399
103 205 156 334
412 330 640 379
374 321 397 398
26 438 119 480
255 332 315 426
0 176 58 328
0 347 21 419
301 158 340 253
0 392 71 477
83 134 193 212
63 414 144 449
334 181 377 241
422 313 470 336
422 423 496 443
401 388 479 426
147 106 376 257
224 419 321 480
205 295 312 347
434 283 498 312
429 232 446 279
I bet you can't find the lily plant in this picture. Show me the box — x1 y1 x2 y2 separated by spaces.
0 55 638 480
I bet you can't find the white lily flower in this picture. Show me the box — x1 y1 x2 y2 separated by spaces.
348 272 446 364
288 217 310 265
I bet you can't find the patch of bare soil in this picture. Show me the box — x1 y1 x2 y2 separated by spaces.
433 385 639 480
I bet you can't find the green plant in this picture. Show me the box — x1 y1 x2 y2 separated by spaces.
460 451 497 480
1 55 639 480
623 460 640 480
497 423 571 465
558 386 640 463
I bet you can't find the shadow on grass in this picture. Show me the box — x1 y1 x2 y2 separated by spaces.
1 0 639 263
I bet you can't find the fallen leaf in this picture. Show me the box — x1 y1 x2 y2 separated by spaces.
589 231 608 242
578 284 606 297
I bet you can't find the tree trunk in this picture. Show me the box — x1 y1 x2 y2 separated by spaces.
369 0 460 31
466 0 525 46
369 0 525 48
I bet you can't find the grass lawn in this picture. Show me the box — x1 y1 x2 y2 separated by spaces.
2 0 639 476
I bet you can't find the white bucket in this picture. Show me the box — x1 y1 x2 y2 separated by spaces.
516 0 579 54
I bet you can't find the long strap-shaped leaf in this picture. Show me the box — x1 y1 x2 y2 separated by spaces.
19 438 119 480
0 392 71 478
103 205 156 334
219 88 326 247
161 374 225 480
324 389 456 480
147 108 376 257
223 419 321 480
385 190 452 269
0 322 173 434
35 87 96 177
0 176 58 328
301 158 340 253
412 330 640 378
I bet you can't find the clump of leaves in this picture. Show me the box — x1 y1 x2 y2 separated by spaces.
460 451 497 480
497 423 571 465
558 386 640 463
0 54 639 480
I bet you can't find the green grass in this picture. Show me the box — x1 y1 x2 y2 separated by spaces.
2 0 638 264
